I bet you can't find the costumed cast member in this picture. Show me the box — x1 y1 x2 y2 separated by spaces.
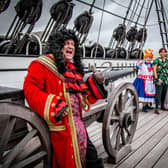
133 49 155 112
153 48 168 114
23 28 107 168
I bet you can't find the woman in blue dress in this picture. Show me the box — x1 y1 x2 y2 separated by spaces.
133 49 155 112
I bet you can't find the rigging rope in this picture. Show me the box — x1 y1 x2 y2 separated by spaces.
110 0 133 9
75 0 144 26
110 0 148 10
110 0 146 20
126 0 139 26
159 0 168 48
146 23 158 27
163 0 168 25
144 0 154 26
122 0 139 48
135 0 146 26
89 0 96 13
144 0 151 26
108 0 133 48
160 0 168 26
139 0 154 59
94 0 106 61
123 0 134 24
127 0 148 27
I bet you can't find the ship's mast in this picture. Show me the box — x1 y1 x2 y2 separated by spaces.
155 0 168 49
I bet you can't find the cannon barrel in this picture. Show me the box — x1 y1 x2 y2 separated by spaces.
104 68 134 81
83 68 135 82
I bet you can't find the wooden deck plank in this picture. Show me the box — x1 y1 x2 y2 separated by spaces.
136 111 157 130
132 112 168 150
110 113 168 167
88 126 101 139
87 109 168 168
87 121 101 132
133 112 168 141
153 146 168 168
135 133 168 168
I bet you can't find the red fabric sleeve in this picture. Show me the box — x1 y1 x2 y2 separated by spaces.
23 61 48 118
85 74 107 104
87 75 103 99
23 61 63 125
86 94 97 104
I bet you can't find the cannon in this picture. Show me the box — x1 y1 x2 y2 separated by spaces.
0 67 138 167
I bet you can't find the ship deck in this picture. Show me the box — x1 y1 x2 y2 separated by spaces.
87 108 168 168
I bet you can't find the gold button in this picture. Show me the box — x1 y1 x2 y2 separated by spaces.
59 92 63 96
51 112 55 117
51 103 56 107
56 96 60 99
58 80 61 84
72 155 73 159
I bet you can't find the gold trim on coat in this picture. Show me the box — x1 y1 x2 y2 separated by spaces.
63 83 82 168
36 54 65 80
78 93 90 112
44 94 65 131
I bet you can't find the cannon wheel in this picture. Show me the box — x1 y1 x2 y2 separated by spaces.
0 102 52 168
103 82 139 163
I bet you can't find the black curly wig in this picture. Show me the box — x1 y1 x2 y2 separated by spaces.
44 28 84 76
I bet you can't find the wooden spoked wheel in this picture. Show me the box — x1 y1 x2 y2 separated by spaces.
0 102 52 168
103 82 139 163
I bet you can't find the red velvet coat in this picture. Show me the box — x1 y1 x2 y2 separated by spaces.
23 54 106 168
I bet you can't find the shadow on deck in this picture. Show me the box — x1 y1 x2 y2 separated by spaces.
87 109 168 168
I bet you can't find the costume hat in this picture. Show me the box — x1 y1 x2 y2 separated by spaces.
143 49 154 59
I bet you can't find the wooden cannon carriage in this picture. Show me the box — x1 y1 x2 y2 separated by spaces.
0 68 139 168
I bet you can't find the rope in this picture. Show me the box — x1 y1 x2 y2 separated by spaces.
131 0 141 25
94 0 106 61
163 0 168 25
126 0 138 26
108 0 136 48
110 0 132 9
135 0 146 26
146 23 158 27
111 0 147 11
75 0 144 26
89 0 96 13
144 0 154 26
139 0 154 59
160 0 168 27
123 0 134 24
159 0 168 48
144 0 152 26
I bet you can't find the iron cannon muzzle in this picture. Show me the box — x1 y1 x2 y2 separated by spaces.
83 68 135 83
103 68 134 81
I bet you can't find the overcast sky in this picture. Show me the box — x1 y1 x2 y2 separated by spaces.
0 0 167 53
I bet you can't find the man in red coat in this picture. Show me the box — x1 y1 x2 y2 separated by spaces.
24 28 107 168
